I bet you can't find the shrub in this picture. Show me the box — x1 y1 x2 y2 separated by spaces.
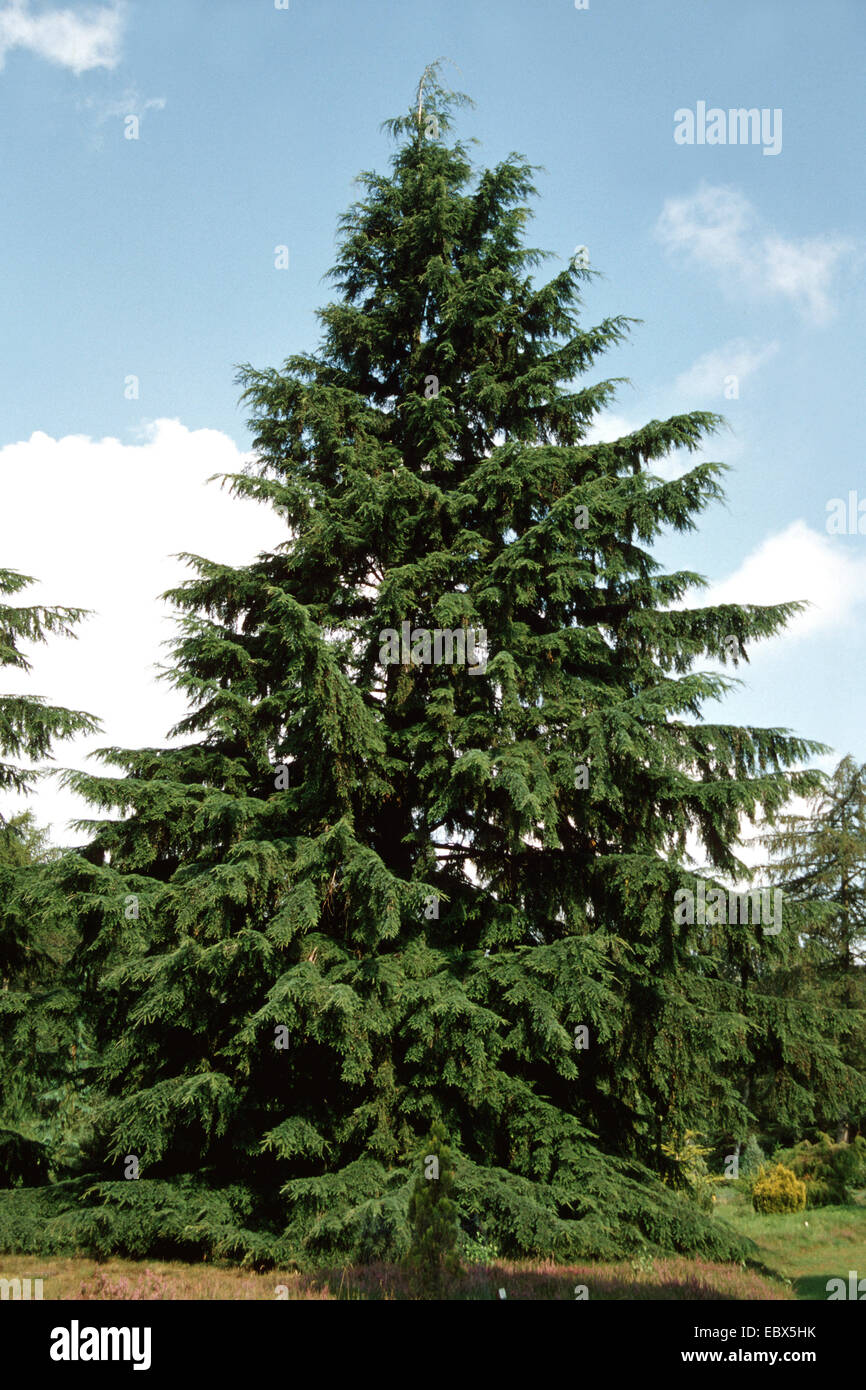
404 1120 461 1295
458 1223 500 1265
799 1178 835 1207
773 1134 866 1207
752 1163 807 1214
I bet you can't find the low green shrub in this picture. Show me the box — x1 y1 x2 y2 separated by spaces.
774 1134 866 1208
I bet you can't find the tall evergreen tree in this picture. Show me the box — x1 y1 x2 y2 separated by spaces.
759 756 866 1142
18 71 833 1265
0 570 98 1183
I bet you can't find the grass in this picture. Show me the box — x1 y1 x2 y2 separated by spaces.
717 1186 866 1299
0 1251 788 1301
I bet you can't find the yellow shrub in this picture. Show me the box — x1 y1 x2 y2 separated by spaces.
751 1162 807 1214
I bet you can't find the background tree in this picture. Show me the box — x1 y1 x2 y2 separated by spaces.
0 569 99 1184
758 755 866 1143
0 569 96 801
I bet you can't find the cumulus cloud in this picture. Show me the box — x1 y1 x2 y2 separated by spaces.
655 183 856 324
703 519 866 639
0 0 123 75
580 412 639 445
0 419 287 841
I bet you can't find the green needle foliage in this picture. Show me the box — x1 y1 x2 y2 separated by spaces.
758 755 866 1142
0 570 99 1184
0 569 97 798
405 1118 460 1293
1 71 842 1268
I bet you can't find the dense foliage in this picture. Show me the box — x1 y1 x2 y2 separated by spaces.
774 1134 866 1207
0 574 98 1186
405 1119 460 1292
1 73 863 1269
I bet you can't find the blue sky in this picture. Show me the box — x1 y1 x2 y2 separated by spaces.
0 0 863 841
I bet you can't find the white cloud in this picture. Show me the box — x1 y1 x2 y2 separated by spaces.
580 412 638 445
0 419 287 842
673 338 779 401
0 0 123 75
703 519 866 639
655 183 856 325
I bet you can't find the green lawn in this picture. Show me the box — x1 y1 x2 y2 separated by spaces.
718 1187 866 1299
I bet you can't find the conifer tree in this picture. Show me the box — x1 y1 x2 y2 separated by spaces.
405 1118 460 1293
0 570 98 1183
0 569 96 803
20 70 833 1265
759 756 866 1142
